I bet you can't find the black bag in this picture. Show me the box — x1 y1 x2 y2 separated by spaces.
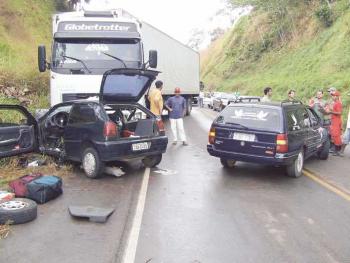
27 176 63 204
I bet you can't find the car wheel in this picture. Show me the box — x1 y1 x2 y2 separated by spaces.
317 138 330 160
82 147 105 179
0 198 37 225
220 158 236 168
286 151 304 178
142 154 162 168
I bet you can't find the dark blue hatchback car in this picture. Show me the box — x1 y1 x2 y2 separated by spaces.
0 69 168 178
207 101 329 177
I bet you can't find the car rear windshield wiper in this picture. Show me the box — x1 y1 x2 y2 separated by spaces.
225 122 249 129
62 55 91 73
101 52 127 68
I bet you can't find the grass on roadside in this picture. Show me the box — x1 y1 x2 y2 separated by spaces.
0 154 74 189
0 223 11 239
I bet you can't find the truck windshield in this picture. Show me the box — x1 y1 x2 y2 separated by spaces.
52 38 141 73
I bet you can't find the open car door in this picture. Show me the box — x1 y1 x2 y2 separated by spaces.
0 105 38 158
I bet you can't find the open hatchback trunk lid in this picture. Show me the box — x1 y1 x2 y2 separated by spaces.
99 68 159 104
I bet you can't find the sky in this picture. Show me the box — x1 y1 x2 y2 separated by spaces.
79 0 234 49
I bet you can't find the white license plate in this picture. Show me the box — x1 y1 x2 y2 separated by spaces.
132 142 150 151
233 132 255 142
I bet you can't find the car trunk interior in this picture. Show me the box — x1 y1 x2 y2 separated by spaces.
106 105 159 139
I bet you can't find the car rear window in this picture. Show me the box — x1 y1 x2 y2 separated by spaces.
218 106 282 132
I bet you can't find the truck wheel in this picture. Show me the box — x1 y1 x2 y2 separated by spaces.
185 98 192 116
0 198 37 225
82 147 105 179
317 138 330 160
220 158 236 168
286 151 304 178
142 154 162 168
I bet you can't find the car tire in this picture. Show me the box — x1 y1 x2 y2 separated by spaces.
317 138 330 160
220 158 236 168
286 151 304 178
82 147 105 179
0 198 37 225
142 154 162 168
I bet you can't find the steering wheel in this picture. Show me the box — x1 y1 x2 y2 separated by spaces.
52 112 69 128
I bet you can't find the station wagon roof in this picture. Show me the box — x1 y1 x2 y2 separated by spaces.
228 101 304 108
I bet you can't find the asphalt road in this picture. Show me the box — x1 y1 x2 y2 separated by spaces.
0 163 145 263
1 107 350 263
135 108 350 263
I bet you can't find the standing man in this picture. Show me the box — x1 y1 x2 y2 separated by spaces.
199 90 204 108
287 89 296 101
261 87 272 102
165 87 188 146
309 90 329 126
328 91 343 156
148 80 164 116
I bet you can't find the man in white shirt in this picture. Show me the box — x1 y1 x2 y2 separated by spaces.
261 87 272 102
199 91 204 108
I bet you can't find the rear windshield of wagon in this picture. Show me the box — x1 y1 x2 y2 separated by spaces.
217 105 283 132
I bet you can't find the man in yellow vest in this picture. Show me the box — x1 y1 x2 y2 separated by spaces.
148 80 164 116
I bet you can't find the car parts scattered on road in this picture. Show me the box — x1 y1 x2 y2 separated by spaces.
68 205 115 223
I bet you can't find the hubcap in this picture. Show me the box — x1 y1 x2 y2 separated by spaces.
83 153 96 175
1 200 27 211
296 152 303 172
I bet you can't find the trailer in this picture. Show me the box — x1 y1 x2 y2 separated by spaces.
141 22 200 115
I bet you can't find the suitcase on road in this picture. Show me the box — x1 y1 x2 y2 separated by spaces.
26 176 63 204
9 173 43 197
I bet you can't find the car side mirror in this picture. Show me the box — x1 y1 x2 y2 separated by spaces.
148 50 157 68
38 45 47 72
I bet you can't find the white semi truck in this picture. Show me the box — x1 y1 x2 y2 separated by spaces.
38 9 200 115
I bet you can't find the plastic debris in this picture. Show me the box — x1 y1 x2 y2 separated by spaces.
0 191 15 203
153 169 178 176
68 205 115 223
27 159 46 167
105 167 125 177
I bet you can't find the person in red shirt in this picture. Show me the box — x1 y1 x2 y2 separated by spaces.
328 91 343 156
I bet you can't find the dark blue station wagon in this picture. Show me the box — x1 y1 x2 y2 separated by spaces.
0 69 168 178
207 101 329 177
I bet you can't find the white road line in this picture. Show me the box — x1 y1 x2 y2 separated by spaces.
122 168 150 263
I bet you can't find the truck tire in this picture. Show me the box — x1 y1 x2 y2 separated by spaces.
185 98 192 116
142 154 162 168
0 198 37 225
317 138 330 160
286 151 304 178
82 147 105 179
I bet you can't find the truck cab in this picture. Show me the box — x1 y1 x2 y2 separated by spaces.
38 9 157 106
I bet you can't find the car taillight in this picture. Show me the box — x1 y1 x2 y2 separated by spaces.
157 119 165 135
209 127 216 144
276 133 288 153
104 121 117 138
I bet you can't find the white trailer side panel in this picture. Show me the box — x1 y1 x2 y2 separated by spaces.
141 22 200 96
